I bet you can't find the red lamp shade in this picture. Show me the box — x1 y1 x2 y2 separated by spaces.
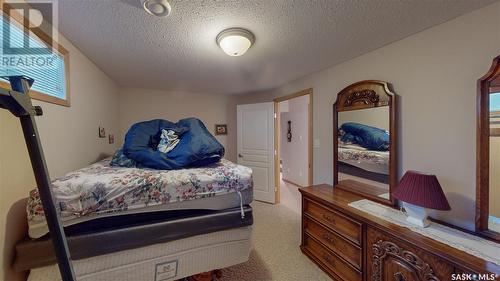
393 171 451 211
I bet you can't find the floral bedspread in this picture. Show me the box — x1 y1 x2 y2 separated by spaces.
27 158 252 238
338 146 389 166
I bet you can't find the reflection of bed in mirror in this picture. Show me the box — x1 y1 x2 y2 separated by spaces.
338 142 389 183
337 123 390 198
337 108 390 186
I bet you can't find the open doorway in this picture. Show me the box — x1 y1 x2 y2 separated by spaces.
274 89 312 207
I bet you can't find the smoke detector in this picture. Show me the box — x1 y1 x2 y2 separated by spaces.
141 0 171 17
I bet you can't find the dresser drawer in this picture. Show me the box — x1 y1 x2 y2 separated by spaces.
304 235 362 281
304 217 362 269
366 226 455 281
304 199 362 244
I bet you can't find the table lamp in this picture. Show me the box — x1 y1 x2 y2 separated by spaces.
393 171 451 227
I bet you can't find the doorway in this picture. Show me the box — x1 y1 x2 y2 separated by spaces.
274 89 313 204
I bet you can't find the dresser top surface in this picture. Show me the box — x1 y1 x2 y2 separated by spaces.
299 184 500 274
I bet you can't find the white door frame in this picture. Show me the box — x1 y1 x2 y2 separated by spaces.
274 88 313 203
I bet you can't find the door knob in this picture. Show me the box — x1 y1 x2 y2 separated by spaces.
238 154 243 158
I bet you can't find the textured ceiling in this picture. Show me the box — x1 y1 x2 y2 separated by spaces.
56 0 496 94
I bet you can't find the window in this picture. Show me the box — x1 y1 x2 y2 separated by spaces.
490 92 500 137
490 92 500 112
0 8 70 106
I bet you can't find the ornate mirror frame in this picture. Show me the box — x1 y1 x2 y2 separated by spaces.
333 80 397 206
476 55 500 242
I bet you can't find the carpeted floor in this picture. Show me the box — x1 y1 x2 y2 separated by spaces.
219 180 331 281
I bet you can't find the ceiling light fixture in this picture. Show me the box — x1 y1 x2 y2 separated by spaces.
141 0 171 17
216 28 255 57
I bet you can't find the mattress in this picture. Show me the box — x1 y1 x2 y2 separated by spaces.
27 158 253 238
338 145 389 175
15 206 253 271
28 226 252 281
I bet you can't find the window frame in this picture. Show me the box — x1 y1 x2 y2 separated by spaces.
0 4 70 107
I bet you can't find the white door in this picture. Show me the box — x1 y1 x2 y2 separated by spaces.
237 102 275 203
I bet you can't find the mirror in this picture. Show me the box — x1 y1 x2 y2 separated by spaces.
477 55 500 242
334 80 397 206
489 91 500 232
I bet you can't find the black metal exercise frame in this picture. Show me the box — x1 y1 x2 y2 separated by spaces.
0 76 76 281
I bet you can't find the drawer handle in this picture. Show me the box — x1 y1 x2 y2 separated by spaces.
322 213 336 224
394 272 406 281
322 233 335 245
322 254 335 266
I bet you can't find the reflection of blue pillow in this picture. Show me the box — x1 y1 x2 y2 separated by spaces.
340 122 389 151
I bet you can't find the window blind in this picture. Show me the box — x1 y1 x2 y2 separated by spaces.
0 14 66 100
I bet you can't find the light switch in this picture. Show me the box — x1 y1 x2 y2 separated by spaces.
313 138 320 148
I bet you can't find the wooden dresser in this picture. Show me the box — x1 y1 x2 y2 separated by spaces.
300 185 500 281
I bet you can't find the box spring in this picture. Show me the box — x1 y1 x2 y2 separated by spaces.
15 205 253 271
28 226 252 281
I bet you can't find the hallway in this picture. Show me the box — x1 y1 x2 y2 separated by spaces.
279 178 302 215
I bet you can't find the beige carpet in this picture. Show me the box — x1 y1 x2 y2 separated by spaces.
219 181 331 281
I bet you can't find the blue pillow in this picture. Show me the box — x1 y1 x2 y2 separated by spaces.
123 118 224 170
340 122 389 151
110 148 138 168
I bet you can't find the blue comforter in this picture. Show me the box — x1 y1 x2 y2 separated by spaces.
339 122 389 151
123 118 225 169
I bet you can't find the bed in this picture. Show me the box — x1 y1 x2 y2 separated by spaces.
338 144 389 175
27 158 253 238
17 206 253 280
338 143 389 184
18 157 253 280
26 226 252 281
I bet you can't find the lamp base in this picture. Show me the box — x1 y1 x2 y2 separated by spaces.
403 202 430 228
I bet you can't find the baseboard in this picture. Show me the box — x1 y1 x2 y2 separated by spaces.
282 178 306 188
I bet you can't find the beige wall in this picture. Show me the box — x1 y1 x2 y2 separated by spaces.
118 88 231 158
0 33 119 280
338 106 389 132
280 95 309 187
230 2 500 230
